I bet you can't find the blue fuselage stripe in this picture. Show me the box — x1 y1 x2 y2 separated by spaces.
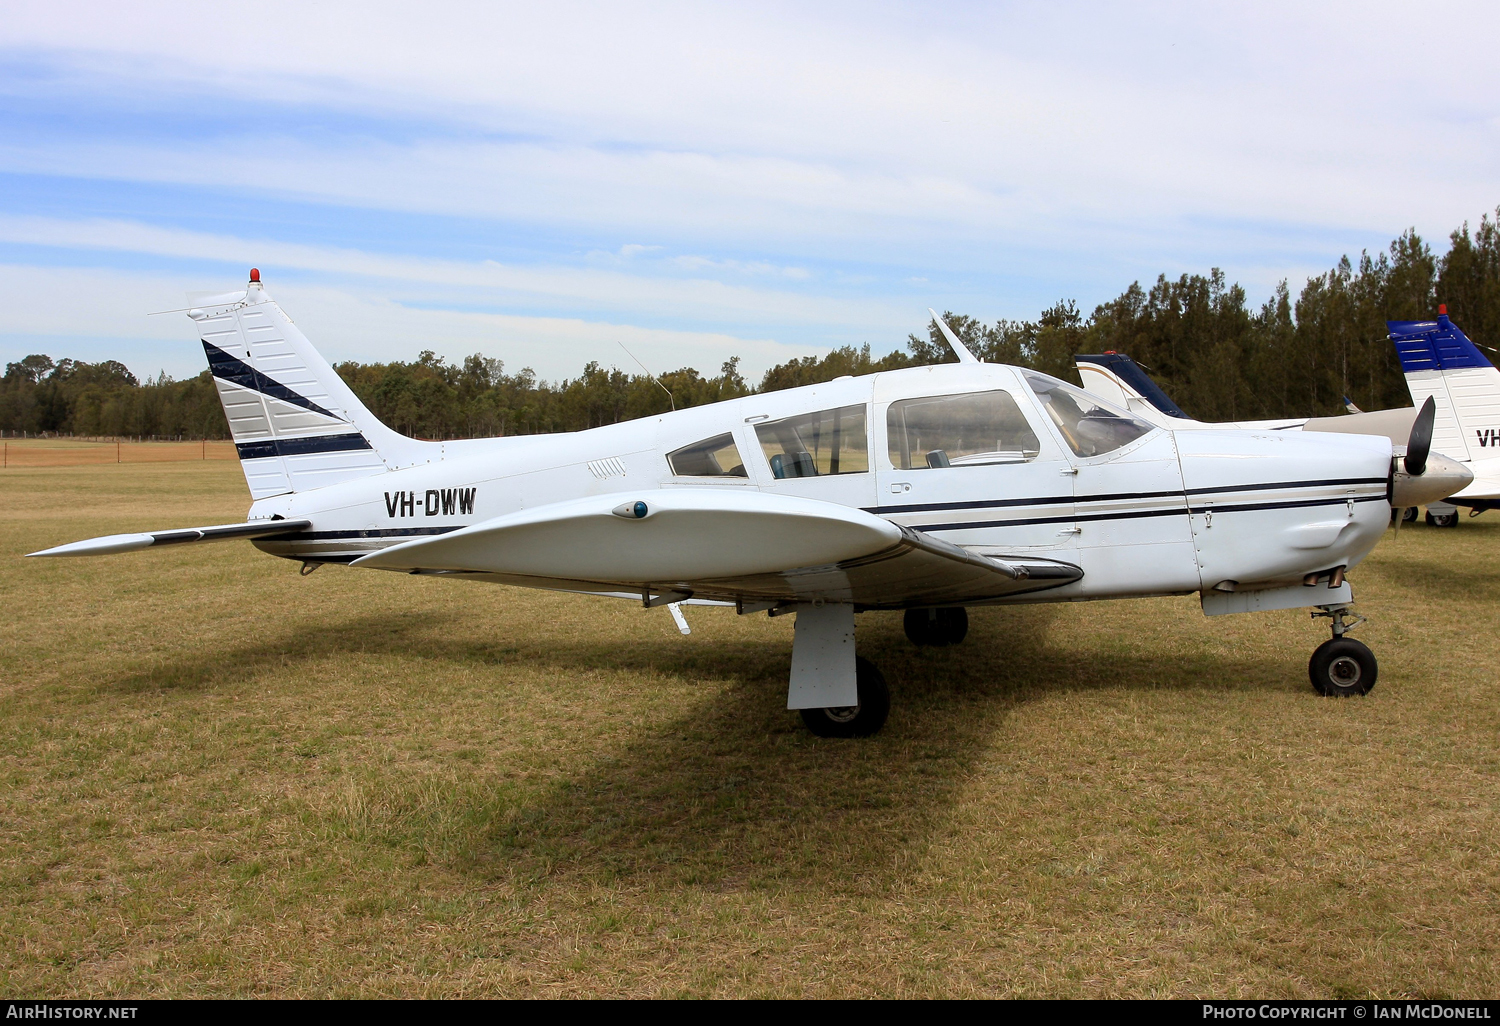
866 478 1387 516
910 493 1386 533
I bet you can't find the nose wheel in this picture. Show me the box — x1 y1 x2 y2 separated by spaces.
1308 604 1377 696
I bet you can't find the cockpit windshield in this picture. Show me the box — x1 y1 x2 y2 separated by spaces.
1023 371 1154 458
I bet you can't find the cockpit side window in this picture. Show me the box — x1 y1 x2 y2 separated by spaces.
1023 370 1154 457
886 390 1041 471
755 405 868 479
666 433 748 477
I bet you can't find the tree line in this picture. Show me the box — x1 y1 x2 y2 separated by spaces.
4 207 1498 439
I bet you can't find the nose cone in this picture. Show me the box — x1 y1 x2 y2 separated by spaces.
1391 451 1473 508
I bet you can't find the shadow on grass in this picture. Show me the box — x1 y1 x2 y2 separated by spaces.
413 604 1299 892
1364 551 1500 603
97 599 1295 894
95 609 453 695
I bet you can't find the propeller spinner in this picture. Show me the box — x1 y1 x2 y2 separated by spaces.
1388 395 1472 509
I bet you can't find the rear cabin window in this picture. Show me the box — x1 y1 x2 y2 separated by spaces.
755 405 869 479
666 433 748 477
886 390 1041 470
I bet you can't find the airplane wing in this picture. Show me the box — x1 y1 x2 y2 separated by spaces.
28 520 311 557
351 490 1079 608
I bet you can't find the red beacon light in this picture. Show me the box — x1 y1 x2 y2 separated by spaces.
1438 303 1447 315
249 267 261 283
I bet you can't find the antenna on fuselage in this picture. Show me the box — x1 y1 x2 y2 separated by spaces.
618 341 675 411
929 309 980 364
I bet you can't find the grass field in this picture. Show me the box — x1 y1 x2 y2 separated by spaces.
1 439 238 467
2 461 1498 998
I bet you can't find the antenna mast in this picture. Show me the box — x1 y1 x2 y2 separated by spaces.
617 342 675 411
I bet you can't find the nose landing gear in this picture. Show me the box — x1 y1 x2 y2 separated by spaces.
1308 604 1377 696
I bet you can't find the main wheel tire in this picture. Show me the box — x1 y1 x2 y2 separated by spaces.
800 656 890 738
903 607 969 647
1308 638 1377 697
1401 506 1419 523
1426 510 1459 528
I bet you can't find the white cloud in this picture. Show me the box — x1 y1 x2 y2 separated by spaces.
0 264 825 384
2 2 1496 243
0 215 903 328
0 0 1496 358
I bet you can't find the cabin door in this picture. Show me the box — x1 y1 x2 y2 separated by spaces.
874 386 1079 554
1068 431 1199 596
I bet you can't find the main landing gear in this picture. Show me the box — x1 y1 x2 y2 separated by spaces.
786 603 891 738
1308 605 1377 697
799 656 890 738
903 606 969 647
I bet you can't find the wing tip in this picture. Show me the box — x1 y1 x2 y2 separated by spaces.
26 534 156 558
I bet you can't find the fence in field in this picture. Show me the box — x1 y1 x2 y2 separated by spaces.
0 438 239 467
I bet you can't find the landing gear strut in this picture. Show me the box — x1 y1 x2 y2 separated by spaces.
903 606 968 647
786 604 891 738
1308 604 1377 697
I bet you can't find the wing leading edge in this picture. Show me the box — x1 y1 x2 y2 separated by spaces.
352 489 1080 608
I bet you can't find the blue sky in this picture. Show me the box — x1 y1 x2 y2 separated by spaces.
1 1 1497 384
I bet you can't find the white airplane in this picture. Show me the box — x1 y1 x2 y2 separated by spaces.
1074 319 1490 528
1075 352 1424 442
28 274 1472 737
1390 307 1500 527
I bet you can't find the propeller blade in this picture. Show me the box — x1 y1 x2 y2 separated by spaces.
1405 395 1436 476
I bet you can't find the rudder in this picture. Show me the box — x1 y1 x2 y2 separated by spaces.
190 270 432 499
1390 310 1500 463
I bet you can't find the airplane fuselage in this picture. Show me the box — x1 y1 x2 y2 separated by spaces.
247 362 1395 607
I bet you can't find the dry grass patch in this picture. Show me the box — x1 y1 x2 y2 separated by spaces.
0 462 1497 997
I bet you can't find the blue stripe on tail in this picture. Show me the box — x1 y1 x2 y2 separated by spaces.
1389 314 1493 373
203 340 341 419
235 434 374 460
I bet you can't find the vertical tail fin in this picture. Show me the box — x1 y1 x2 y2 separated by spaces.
1390 311 1500 463
190 270 433 499
1074 353 1191 427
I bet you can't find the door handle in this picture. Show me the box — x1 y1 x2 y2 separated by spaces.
889 482 912 494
